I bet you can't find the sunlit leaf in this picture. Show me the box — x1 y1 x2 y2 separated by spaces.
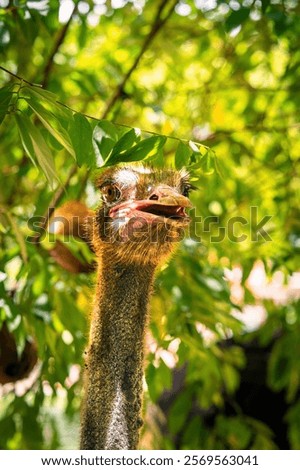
24 86 73 122
69 113 95 167
1 0 299 451
24 86 59 105
93 120 119 166
109 127 141 160
15 113 59 187
175 141 192 169
26 94 75 158
105 135 167 167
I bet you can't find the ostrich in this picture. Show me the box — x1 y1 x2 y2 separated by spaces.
80 164 193 450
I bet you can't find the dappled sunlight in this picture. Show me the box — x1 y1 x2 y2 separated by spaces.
225 260 300 331
0 0 299 451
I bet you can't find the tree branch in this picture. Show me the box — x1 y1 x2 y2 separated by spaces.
41 3 78 88
101 0 178 119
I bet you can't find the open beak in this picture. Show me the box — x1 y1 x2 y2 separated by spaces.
109 186 192 224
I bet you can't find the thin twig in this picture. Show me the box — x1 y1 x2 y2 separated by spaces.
56 100 300 140
2 66 297 141
0 65 42 87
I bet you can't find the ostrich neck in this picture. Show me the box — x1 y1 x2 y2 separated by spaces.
80 254 155 450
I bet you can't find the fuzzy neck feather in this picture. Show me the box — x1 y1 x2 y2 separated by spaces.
80 253 155 449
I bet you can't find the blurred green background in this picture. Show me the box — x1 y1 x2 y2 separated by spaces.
0 0 299 450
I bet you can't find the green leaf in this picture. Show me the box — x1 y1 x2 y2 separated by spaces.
109 128 141 160
95 119 119 141
5 210 28 264
267 336 292 392
168 389 192 435
188 145 218 176
146 360 172 402
145 363 157 401
182 416 204 449
45 324 58 356
175 141 192 169
286 401 300 450
24 86 73 122
0 416 16 442
24 86 58 105
0 85 13 125
26 95 75 158
53 290 85 332
222 363 240 394
105 135 167 167
216 416 252 449
267 11 289 36
15 113 59 187
14 113 37 167
69 113 95 167
225 7 250 31
93 120 119 166
149 147 165 167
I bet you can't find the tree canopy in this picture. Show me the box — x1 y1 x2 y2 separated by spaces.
0 0 299 450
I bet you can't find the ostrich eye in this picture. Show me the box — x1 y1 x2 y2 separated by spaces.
182 184 191 197
101 184 121 203
182 182 196 197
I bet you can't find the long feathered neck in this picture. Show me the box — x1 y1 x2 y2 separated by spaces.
80 252 156 450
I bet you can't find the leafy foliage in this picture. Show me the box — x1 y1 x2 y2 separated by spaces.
0 0 299 450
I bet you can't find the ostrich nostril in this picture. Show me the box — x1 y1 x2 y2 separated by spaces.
149 193 159 201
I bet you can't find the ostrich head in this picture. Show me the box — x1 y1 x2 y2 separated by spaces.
93 165 193 264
